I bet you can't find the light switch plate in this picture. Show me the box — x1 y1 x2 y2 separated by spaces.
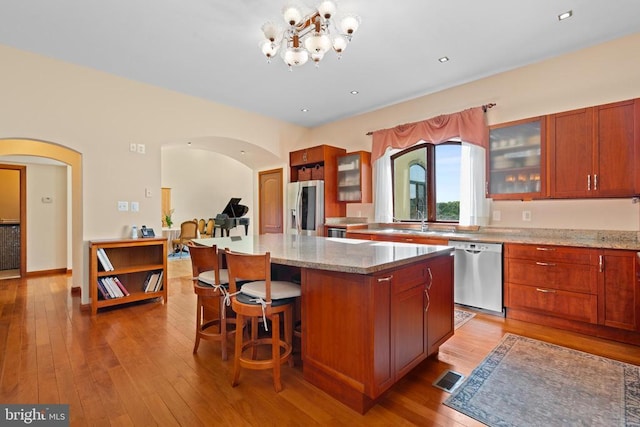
522 210 532 221
492 210 501 221
130 201 139 212
129 143 137 152
137 143 146 154
118 201 129 211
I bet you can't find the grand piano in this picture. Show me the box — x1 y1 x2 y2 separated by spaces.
214 198 250 236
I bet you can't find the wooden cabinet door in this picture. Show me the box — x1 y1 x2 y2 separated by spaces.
598 250 640 331
392 281 427 378
547 108 594 198
390 262 429 378
593 99 637 197
426 253 454 354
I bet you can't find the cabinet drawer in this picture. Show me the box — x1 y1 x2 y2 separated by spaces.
506 259 597 294
381 262 429 294
505 243 596 264
507 283 598 323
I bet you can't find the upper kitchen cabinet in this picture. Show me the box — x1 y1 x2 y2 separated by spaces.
289 144 347 218
337 151 372 203
487 117 545 200
548 98 640 198
289 144 346 181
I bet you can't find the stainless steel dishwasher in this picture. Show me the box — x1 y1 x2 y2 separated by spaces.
448 240 504 315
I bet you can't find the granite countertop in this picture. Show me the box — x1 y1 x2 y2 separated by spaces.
347 225 640 250
192 234 453 274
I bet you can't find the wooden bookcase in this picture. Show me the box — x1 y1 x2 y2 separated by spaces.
89 237 168 315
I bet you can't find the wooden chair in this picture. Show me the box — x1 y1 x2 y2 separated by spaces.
224 248 301 392
202 218 214 238
172 220 198 256
197 218 206 236
188 243 236 360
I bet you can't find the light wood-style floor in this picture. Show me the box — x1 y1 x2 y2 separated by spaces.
1 258 639 426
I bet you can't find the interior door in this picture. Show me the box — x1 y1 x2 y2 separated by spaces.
258 168 283 234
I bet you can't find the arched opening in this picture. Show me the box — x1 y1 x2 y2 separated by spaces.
0 138 83 294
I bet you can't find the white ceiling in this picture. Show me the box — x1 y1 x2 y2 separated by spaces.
1 1 640 128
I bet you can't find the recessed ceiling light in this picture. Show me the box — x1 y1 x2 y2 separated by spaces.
301 108 309 112
350 90 359 95
240 150 245 155
187 141 192 146
558 10 572 21
438 56 449 63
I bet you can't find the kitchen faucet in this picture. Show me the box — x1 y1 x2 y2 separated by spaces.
417 210 427 232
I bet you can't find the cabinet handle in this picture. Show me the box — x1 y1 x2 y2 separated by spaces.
535 247 556 251
599 255 603 273
377 275 393 283
427 267 433 290
424 289 430 312
594 174 598 191
535 261 556 266
587 174 591 191
536 288 556 293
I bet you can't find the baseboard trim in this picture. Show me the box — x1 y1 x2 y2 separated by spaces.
26 268 68 277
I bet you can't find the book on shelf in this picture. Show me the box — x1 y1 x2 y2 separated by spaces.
97 248 114 271
153 271 164 292
144 272 160 292
103 277 123 298
112 276 130 296
97 279 111 300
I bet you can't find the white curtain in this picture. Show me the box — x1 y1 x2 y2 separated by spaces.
459 142 490 226
372 142 490 225
373 148 398 222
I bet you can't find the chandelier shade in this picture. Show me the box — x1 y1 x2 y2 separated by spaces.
260 1 360 70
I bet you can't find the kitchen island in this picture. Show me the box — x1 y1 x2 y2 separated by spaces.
192 234 455 413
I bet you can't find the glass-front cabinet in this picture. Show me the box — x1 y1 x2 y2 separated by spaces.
487 117 545 199
337 151 372 203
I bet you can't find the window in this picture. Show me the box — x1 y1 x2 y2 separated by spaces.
392 142 461 222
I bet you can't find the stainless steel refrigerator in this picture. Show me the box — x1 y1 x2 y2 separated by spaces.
286 180 324 235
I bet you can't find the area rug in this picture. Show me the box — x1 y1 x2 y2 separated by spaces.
445 333 640 426
454 308 475 329
168 251 189 260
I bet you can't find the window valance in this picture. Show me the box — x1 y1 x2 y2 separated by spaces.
371 106 489 162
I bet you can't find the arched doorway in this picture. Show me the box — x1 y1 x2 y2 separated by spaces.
0 138 83 294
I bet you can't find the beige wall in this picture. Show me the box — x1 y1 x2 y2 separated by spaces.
161 147 253 236
310 32 640 230
1 33 640 303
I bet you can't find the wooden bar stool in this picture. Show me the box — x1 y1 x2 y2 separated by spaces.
189 243 236 360
224 248 301 392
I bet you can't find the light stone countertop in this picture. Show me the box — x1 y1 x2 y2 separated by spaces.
192 234 453 274
347 226 640 250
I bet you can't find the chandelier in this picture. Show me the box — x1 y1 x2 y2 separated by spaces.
259 1 360 70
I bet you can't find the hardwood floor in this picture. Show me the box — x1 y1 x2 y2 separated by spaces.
1 259 639 426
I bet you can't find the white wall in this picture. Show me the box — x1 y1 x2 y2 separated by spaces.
26 163 68 271
161 147 253 235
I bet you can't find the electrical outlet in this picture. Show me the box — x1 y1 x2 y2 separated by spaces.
522 210 532 221
117 201 129 212
492 210 501 221
145 188 152 198
129 143 137 152
137 143 146 154
130 201 139 212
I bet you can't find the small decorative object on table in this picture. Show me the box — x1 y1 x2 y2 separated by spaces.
164 209 175 228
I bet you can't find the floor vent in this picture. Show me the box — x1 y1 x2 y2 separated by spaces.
433 370 464 393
